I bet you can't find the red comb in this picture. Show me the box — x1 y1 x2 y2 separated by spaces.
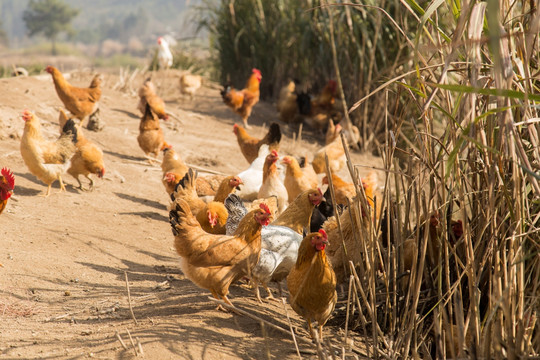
318 188 323 195
318 229 327 239
259 203 271 214
252 68 261 75
1 168 14 189
271 150 278 157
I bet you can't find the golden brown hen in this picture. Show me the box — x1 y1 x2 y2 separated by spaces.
46 66 102 123
233 122 281 164
169 199 271 309
287 229 337 340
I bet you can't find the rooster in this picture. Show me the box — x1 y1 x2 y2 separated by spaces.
258 150 288 214
137 77 169 121
59 110 105 191
157 36 173 70
169 197 271 310
0 168 15 215
20 110 76 197
287 230 337 340
45 66 102 123
233 122 281 164
221 69 262 129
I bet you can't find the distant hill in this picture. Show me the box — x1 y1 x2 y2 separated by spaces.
0 0 199 47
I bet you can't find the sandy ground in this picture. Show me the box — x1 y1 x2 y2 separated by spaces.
0 68 382 359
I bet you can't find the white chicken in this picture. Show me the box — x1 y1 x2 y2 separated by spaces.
258 150 288 214
225 194 302 302
235 144 269 201
157 36 173 70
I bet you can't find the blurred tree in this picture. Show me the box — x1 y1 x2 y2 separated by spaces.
23 0 79 55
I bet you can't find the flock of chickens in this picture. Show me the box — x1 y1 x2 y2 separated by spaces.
0 35 391 342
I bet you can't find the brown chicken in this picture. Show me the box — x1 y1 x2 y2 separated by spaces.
0 168 15 215
281 156 318 203
171 168 207 217
258 150 288 214
138 103 167 160
169 199 271 309
179 73 202 101
324 173 380 282
137 77 169 120
59 111 105 190
325 119 341 145
195 174 227 198
287 229 337 340
233 122 281 164
161 145 189 195
221 68 262 128
312 136 347 174
195 201 229 235
276 79 301 123
322 173 355 206
272 188 324 234
20 110 76 196
212 176 243 203
296 80 342 131
46 66 102 122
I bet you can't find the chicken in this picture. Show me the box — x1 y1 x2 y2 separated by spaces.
325 119 341 145
324 173 380 283
233 122 281 164
59 113 105 191
179 73 202 101
196 201 229 235
161 145 188 195
0 168 15 215
235 144 269 201
137 77 169 120
287 230 337 340
322 173 355 206
157 36 173 70
312 135 347 174
171 168 207 218
138 103 167 160
45 66 102 122
221 68 262 128
296 80 341 131
20 110 76 197
169 197 271 309
258 150 288 215
310 188 335 233
224 194 304 302
276 79 301 124
281 155 318 203
212 176 243 203
272 188 324 234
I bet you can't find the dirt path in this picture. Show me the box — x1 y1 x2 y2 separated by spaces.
0 69 381 359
